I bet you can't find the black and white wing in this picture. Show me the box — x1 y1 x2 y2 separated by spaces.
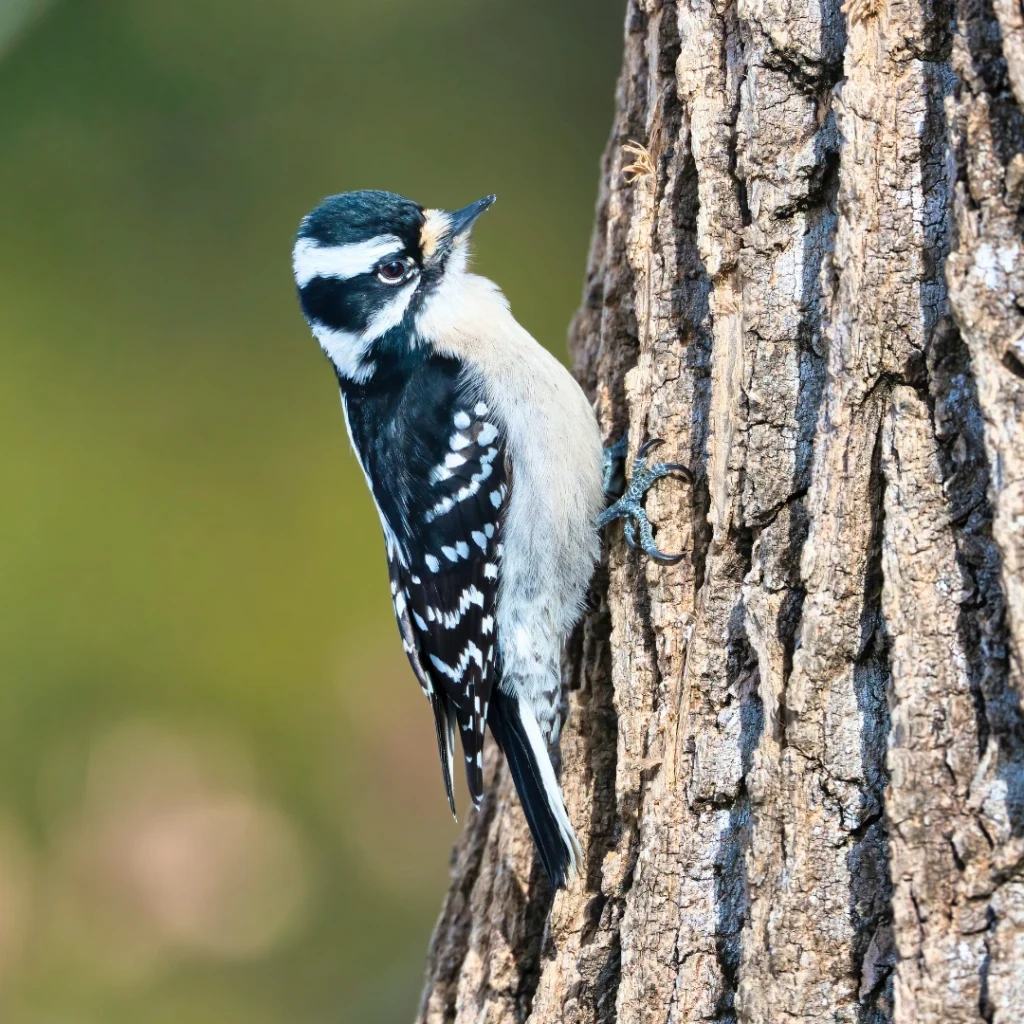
385 399 508 812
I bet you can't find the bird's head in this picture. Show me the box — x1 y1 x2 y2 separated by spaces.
293 189 495 382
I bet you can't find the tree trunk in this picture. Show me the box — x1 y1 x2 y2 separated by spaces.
416 0 1024 1020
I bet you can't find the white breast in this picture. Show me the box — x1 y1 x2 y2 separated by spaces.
416 250 605 703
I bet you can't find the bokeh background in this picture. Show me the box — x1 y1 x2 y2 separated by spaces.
0 1 624 1021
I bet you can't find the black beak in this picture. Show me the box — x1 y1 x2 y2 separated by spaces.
447 194 496 240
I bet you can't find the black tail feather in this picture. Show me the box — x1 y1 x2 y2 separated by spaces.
429 692 457 818
488 688 578 888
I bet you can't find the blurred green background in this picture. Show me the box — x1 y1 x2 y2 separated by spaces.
0 0 623 1021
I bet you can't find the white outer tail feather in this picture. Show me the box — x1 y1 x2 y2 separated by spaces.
517 695 583 881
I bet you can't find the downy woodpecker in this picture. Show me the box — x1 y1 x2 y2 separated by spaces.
292 190 689 887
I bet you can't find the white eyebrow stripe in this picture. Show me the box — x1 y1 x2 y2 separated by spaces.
292 235 404 287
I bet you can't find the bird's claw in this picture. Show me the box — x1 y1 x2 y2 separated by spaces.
598 436 692 564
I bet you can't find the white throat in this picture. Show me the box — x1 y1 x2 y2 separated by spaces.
415 246 511 347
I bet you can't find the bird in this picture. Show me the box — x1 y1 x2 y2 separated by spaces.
292 190 690 888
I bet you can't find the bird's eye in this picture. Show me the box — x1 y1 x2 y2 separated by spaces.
377 259 412 284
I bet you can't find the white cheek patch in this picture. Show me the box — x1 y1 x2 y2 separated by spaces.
310 279 418 381
311 321 375 383
363 279 418 342
293 234 404 288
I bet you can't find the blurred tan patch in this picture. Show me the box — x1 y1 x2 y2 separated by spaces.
0 817 34 988
45 720 312 981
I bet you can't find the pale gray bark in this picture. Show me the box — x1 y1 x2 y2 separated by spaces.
417 0 1024 1021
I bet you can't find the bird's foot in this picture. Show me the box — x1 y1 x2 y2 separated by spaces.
598 437 692 564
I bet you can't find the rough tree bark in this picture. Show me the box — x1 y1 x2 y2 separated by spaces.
417 0 1024 1020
